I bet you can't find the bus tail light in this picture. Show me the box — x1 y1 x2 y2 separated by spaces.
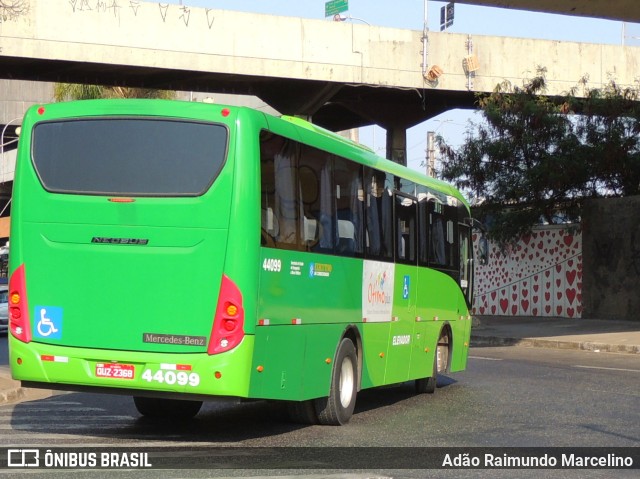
9 264 32 343
207 274 244 355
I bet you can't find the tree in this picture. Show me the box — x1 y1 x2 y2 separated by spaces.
438 69 640 244
575 79 640 197
54 83 176 102
0 0 28 21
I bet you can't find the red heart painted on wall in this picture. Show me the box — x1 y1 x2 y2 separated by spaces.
500 299 508 313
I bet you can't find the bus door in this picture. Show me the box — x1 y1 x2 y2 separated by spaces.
459 223 473 307
386 192 418 385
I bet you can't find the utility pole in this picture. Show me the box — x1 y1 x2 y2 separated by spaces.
426 131 436 177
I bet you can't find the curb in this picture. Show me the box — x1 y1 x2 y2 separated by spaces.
471 335 640 355
0 386 26 405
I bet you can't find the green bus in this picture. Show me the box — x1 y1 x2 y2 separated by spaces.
9 100 473 425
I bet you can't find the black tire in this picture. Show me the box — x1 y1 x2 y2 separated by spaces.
133 396 202 419
415 328 449 394
415 354 437 394
286 399 319 425
314 338 357 426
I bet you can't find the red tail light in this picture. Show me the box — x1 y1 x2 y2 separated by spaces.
207 274 244 355
9 264 32 343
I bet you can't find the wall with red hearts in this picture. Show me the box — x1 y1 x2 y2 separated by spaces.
472 225 582 318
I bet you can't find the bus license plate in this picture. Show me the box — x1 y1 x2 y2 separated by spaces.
95 363 135 380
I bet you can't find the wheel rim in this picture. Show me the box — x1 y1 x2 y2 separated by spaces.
437 335 449 373
339 356 355 408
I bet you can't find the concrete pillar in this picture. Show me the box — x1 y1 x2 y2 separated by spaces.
386 127 407 166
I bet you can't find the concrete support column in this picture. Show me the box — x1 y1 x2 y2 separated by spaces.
386 126 407 166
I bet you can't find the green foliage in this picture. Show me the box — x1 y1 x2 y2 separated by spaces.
53 84 176 102
575 79 640 197
439 68 640 244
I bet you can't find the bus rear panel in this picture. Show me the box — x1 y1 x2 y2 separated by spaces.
9 100 259 400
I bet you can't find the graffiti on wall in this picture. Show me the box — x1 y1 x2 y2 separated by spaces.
68 1 216 29
473 226 583 318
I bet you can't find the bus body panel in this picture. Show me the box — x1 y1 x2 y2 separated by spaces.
360 322 391 389
249 323 345 401
20 222 228 352
256 248 362 327
252 246 471 400
385 263 417 385
222 107 266 338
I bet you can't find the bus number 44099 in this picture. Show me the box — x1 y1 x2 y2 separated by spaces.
262 258 282 272
141 369 200 387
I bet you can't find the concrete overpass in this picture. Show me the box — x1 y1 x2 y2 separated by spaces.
1 0 640 163
457 0 640 23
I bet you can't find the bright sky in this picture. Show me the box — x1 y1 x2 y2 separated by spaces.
171 0 637 174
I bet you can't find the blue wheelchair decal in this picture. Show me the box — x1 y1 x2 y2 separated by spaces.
403 275 410 300
34 306 63 340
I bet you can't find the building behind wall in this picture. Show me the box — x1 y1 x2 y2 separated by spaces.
0 80 51 250
582 196 640 322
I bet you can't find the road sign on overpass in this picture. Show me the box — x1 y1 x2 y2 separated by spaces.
325 0 348 18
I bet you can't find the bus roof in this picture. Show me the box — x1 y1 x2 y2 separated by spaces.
23 99 470 210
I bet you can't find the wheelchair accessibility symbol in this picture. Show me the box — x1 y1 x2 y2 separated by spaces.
34 306 63 339
403 275 410 300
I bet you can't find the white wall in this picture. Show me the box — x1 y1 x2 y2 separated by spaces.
473 225 583 318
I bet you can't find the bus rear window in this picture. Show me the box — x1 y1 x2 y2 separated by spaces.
32 118 228 196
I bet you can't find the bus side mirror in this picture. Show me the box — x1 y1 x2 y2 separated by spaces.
478 234 488 266
465 217 488 266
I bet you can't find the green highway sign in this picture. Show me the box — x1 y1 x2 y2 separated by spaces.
325 0 348 17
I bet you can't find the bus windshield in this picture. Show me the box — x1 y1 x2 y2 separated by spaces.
32 118 228 196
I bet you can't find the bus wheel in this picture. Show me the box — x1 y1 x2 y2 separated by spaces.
436 330 450 377
415 356 437 394
286 400 319 425
314 337 357 426
133 397 202 419
415 329 449 394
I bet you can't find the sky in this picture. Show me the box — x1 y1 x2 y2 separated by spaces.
170 0 638 174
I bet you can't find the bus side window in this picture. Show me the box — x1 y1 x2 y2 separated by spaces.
395 193 417 264
260 132 300 249
334 157 364 257
417 195 430 266
299 145 331 252
260 133 277 247
429 200 447 266
365 168 393 261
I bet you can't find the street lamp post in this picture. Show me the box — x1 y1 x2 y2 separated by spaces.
332 14 370 26
425 119 452 177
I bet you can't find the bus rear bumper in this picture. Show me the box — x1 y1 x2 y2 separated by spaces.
9 336 255 400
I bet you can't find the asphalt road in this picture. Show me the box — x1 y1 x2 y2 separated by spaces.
1 343 638 478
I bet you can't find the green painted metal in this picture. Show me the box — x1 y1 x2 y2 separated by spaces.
324 0 348 17
9 99 472 404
